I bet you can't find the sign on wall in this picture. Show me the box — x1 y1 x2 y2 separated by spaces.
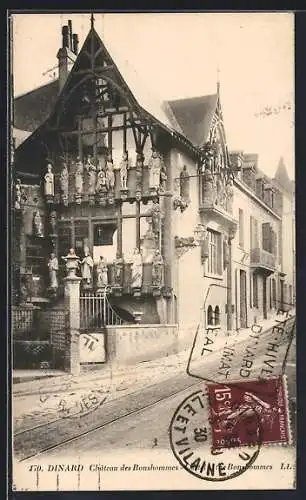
80 333 106 363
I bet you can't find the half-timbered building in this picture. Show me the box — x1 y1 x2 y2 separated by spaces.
12 18 294 368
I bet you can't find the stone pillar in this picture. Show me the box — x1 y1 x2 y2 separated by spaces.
63 275 82 375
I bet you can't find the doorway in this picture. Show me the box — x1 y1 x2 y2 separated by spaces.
239 270 247 328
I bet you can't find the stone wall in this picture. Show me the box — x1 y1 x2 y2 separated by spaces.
107 324 178 365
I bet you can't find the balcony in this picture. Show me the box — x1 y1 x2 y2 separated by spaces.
199 202 238 237
250 248 276 275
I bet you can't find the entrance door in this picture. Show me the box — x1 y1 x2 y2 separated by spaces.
240 270 247 328
263 277 267 319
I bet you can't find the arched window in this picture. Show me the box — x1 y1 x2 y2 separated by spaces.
214 306 220 325
207 305 214 326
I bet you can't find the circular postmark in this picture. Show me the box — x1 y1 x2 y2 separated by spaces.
169 388 262 482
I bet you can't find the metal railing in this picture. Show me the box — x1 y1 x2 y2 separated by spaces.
12 306 35 338
250 248 276 269
80 289 124 329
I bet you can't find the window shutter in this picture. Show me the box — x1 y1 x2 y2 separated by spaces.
262 223 270 252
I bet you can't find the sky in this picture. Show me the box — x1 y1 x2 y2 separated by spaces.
11 12 294 179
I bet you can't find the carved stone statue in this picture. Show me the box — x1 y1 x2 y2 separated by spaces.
86 156 97 196
15 179 22 209
148 151 162 189
131 248 143 288
96 256 108 288
50 211 57 234
152 250 164 287
33 210 43 237
96 166 107 193
106 154 115 191
44 163 54 197
74 157 84 199
48 252 59 290
60 162 69 205
113 253 124 286
226 178 234 213
80 247 94 286
180 165 190 202
151 201 161 237
120 151 129 189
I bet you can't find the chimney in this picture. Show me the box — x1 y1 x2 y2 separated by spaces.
68 20 73 51
72 34 79 55
57 20 77 92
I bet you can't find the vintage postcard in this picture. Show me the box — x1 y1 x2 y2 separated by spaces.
10 11 296 491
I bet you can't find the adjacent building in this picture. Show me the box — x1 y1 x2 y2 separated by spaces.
12 19 295 366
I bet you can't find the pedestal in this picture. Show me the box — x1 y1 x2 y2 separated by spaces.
63 276 82 376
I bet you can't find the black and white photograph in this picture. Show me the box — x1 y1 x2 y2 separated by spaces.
10 11 296 491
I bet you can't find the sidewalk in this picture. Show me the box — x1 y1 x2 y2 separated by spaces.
12 348 192 434
13 348 190 398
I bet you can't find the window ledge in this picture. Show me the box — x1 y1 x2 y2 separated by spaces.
204 273 223 281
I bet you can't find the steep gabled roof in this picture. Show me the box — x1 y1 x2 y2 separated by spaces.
14 25 217 154
164 94 218 147
14 79 59 132
13 128 32 148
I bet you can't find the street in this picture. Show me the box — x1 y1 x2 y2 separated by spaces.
14 325 296 460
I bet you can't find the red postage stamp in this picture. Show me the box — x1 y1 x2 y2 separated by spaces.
207 376 290 449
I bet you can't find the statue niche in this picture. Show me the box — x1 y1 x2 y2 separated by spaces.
96 256 108 290
130 248 143 289
148 150 162 191
44 162 55 203
86 155 97 206
96 160 107 206
106 153 115 191
59 160 69 206
119 151 130 190
152 250 164 287
33 210 44 237
49 210 57 235
47 252 59 292
80 246 94 288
